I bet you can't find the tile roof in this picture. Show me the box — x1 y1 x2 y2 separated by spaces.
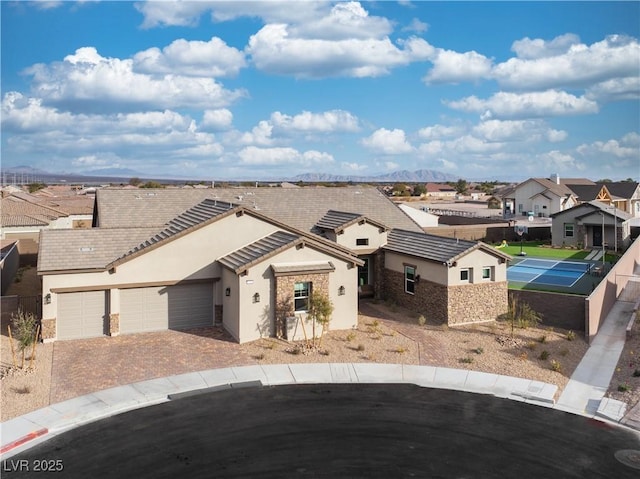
315 209 388 233
384 229 510 264
530 178 575 198
271 262 335 275
38 228 160 272
95 187 423 234
1 195 68 227
218 231 301 274
598 182 639 200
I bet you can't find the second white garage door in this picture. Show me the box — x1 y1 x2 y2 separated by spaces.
119 283 213 334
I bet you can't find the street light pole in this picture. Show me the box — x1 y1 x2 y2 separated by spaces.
601 212 605 264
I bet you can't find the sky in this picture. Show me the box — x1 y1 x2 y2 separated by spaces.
1 1 639 182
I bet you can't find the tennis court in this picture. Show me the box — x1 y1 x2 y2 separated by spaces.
507 257 593 288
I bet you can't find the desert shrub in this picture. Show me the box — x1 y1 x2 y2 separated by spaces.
473 347 484 355
539 350 549 360
566 331 576 341
538 334 547 344
417 315 426 327
618 383 631 392
459 357 474 364
550 360 562 372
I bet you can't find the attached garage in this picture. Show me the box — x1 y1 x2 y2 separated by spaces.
57 291 108 340
119 282 213 334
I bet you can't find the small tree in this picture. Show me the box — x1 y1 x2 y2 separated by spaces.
10 308 39 369
502 297 542 338
307 291 334 347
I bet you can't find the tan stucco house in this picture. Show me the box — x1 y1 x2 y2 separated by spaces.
38 187 511 343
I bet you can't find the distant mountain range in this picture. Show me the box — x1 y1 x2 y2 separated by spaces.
1 165 460 184
290 169 458 183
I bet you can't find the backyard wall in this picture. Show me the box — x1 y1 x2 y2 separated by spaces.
509 290 585 332
585 236 640 342
423 225 551 243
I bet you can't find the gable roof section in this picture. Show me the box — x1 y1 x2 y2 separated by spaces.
315 209 388 233
218 230 362 275
218 231 301 274
599 182 639 200
528 178 575 199
384 229 510 265
123 198 237 258
1 194 69 227
550 200 632 221
94 187 423 234
567 184 606 202
38 227 160 273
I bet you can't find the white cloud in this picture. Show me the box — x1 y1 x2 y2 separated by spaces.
239 121 274 146
417 124 464 140
135 1 216 28
447 90 599 119
133 37 246 77
247 23 433 78
493 35 640 91
472 119 567 143
237 146 334 166
586 77 640 102
72 155 108 167
341 162 368 171
511 34 581 60
577 134 640 159
24 47 246 112
424 49 492 84
402 18 428 33
540 150 585 172
384 161 399 170
270 110 360 133
202 109 233 130
361 128 413 154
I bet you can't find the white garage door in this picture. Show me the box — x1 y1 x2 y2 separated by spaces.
119 283 213 334
57 291 107 340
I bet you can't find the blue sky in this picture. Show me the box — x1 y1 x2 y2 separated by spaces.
1 1 639 181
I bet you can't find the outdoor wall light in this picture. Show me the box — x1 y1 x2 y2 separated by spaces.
338 285 345 296
415 275 421 283
44 293 51 304
225 287 231 297
253 292 261 303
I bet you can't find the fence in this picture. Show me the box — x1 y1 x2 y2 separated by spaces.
585 236 640 342
509 290 585 332
0 295 41 324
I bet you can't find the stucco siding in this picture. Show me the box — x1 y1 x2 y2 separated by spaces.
335 222 388 252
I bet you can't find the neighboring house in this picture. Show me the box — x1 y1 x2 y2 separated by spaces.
550 201 632 250
567 182 640 218
425 183 457 198
397 204 439 228
507 175 589 218
38 187 511 343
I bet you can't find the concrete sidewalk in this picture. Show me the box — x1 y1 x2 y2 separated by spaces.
1 363 559 459
556 299 634 420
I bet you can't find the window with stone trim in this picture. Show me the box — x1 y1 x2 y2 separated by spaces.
404 265 416 294
294 281 311 311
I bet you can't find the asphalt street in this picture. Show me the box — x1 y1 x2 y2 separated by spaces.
2 384 639 478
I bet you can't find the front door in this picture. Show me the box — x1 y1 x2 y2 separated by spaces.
358 256 373 297
593 227 603 247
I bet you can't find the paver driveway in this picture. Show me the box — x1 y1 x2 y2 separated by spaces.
50 327 257 403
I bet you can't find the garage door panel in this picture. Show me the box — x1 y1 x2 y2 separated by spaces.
58 291 106 340
120 283 212 334
167 284 213 330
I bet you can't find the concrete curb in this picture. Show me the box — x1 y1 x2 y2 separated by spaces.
1 362 612 460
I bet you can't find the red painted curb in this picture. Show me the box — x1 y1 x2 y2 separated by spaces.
0 428 48 455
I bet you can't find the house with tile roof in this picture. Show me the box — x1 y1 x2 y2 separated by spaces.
38 187 511 343
566 181 640 218
549 201 633 251
506 175 587 218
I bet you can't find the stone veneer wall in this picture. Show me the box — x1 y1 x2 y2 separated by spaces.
41 318 56 341
214 304 223 326
275 272 329 339
373 250 385 301
383 269 508 325
383 269 448 323
109 313 120 336
447 281 508 325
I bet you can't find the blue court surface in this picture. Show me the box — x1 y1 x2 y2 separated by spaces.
508 258 591 287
